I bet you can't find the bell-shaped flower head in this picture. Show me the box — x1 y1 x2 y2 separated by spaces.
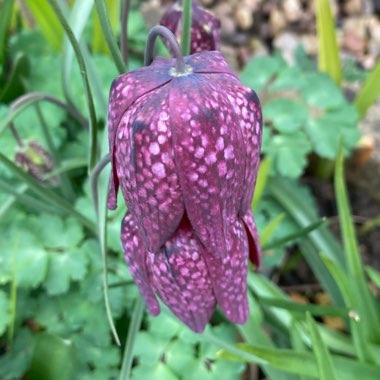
108 26 262 332
160 0 221 53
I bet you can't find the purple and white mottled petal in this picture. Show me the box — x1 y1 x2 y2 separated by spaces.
203 218 249 323
186 51 238 76
121 213 160 315
160 1 221 54
242 210 261 267
107 65 172 209
169 74 246 259
236 87 262 213
146 216 216 332
116 85 184 253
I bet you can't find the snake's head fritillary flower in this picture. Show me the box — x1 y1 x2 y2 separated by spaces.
160 0 221 53
108 47 262 332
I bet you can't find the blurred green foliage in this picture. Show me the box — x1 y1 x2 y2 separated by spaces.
1 0 380 379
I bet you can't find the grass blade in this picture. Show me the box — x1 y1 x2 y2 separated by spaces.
263 218 327 250
46 0 98 172
119 298 144 380
218 344 380 380
335 143 380 339
94 0 125 74
0 152 96 232
0 0 14 66
252 157 271 208
354 59 380 119
306 312 337 380
366 267 380 289
0 180 60 215
268 178 344 304
316 0 341 84
93 0 120 54
257 297 349 318
260 213 285 246
321 255 374 363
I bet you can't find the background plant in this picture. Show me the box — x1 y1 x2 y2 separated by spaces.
0 0 380 379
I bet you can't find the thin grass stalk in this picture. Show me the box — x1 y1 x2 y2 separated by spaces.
46 0 98 172
94 0 125 74
118 298 144 380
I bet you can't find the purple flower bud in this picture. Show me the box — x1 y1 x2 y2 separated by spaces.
15 140 58 186
108 51 262 332
160 0 221 53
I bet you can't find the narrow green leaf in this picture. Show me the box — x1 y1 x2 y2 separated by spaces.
119 298 144 380
263 218 327 250
61 0 93 105
316 0 341 84
258 297 349 318
306 312 337 380
25 0 64 51
360 213 380 234
268 178 344 304
321 255 373 363
366 267 380 289
335 143 380 339
93 0 120 54
260 213 285 246
0 0 14 66
29 333 76 380
46 0 98 172
0 152 96 232
218 344 380 380
0 53 29 103
252 157 271 208
0 179 60 214
354 59 380 119
94 0 125 74
289 320 308 380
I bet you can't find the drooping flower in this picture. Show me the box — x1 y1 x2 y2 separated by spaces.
160 0 221 53
108 50 262 332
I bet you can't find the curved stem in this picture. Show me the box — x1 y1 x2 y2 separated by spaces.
94 0 125 74
47 0 98 173
120 0 131 68
91 153 110 218
0 92 88 137
90 154 121 347
9 123 23 147
144 25 185 73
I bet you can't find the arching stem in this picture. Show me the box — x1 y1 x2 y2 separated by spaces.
144 25 185 73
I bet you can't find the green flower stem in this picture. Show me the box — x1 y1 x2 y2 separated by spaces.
145 26 185 73
0 152 96 233
47 0 98 173
181 0 192 56
119 298 144 380
90 154 121 346
94 0 125 74
120 0 131 67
